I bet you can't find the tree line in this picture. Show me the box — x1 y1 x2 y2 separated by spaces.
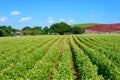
0 22 84 37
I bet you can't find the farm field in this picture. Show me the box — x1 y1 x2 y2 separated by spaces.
0 34 120 80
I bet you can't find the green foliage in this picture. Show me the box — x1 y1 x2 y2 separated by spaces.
52 37 74 79
70 36 104 80
0 26 15 37
42 26 50 34
0 36 61 79
22 26 43 35
0 23 100 37
72 27 84 34
0 35 120 80
32 26 42 30
74 35 120 80
22 26 32 35
0 30 7 36
50 22 71 35
31 26 42 35
22 26 32 31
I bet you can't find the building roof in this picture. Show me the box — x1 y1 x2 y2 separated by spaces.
85 23 120 32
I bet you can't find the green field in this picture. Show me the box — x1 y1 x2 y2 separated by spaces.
0 34 120 80
71 23 98 28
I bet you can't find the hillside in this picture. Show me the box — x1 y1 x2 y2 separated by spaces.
71 23 99 28
85 23 120 32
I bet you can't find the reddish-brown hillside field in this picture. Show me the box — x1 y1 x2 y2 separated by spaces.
85 23 120 32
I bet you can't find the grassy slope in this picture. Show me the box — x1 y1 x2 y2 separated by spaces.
71 23 99 28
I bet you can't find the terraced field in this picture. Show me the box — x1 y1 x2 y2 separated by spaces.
0 34 120 80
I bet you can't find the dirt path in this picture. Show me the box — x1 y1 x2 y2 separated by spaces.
46 38 59 54
46 40 63 80
67 36 81 80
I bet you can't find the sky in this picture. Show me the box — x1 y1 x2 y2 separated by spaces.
0 0 120 29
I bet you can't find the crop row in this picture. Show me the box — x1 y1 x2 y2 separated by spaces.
73 35 120 80
0 35 120 80
24 36 64 80
70 36 104 80
0 36 63 79
76 35 120 67
51 36 74 79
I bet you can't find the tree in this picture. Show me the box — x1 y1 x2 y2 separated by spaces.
0 30 4 37
50 22 71 35
32 26 42 31
22 26 32 35
42 26 50 34
0 25 15 36
22 26 32 31
31 26 42 35
72 27 84 34
6 26 13 36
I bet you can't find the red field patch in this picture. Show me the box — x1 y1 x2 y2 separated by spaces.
85 23 120 32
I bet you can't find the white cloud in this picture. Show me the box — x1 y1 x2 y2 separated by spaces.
59 18 65 22
48 19 54 24
68 19 75 23
10 11 21 16
48 17 52 20
0 17 7 22
48 17 54 24
19 17 32 22
89 13 104 19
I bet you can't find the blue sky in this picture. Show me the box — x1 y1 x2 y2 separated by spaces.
0 0 120 29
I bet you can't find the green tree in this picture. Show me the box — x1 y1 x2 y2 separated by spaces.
50 22 71 35
31 26 42 35
72 27 84 34
22 26 32 31
0 30 4 37
42 26 50 34
22 26 32 35
0 30 7 37
6 26 13 36
0 26 15 36
32 26 42 31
